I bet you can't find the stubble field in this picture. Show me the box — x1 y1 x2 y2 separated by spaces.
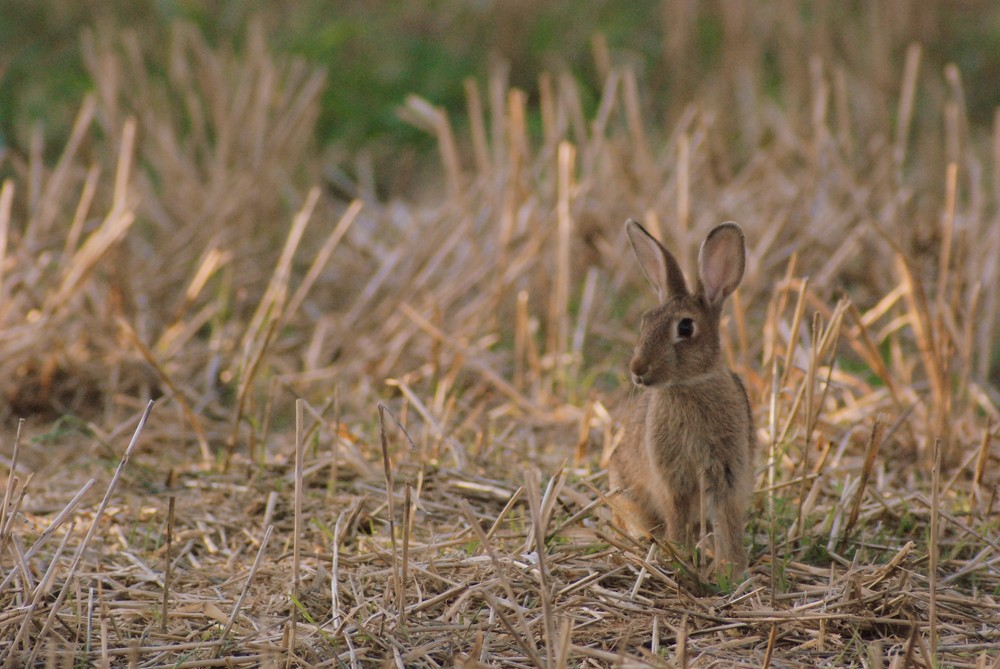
2 4 1000 667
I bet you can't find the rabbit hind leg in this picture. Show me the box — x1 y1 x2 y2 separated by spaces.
609 487 665 539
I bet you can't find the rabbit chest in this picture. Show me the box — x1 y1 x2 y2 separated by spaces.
642 378 750 495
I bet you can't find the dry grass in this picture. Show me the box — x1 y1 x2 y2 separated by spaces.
2 6 1000 667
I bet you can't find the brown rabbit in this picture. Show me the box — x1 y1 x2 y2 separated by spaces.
610 219 754 572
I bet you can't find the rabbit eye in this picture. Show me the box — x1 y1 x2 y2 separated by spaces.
677 317 695 338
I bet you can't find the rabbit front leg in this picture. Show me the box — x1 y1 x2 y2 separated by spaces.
711 489 748 573
664 490 696 549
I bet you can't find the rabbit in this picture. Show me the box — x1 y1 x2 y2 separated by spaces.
609 218 755 573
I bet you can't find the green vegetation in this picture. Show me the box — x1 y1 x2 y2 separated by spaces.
6 1 1000 171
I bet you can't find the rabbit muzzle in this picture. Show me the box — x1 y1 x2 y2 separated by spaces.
629 355 654 386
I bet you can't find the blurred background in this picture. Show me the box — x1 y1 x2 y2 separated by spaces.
4 0 1000 195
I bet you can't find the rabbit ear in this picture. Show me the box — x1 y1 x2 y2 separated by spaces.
625 219 689 303
698 222 746 305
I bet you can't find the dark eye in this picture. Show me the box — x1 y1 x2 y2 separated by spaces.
677 318 695 338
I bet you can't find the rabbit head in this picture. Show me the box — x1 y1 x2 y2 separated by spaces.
625 219 746 388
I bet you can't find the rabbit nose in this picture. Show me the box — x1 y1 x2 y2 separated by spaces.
630 358 650 384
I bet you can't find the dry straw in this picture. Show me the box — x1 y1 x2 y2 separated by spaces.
2 4 1000 666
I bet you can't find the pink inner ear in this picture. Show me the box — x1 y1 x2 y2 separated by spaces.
700 227 745 304
702 259 734 303
631 235 670 302
626 219 688 303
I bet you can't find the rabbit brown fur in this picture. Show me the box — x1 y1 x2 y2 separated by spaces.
610 219 755 572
